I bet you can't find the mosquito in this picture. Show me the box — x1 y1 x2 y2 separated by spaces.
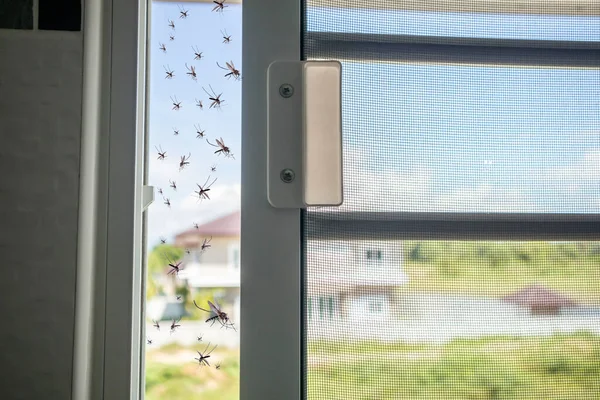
194 342 218 367
170 318 181 334
215 363 221 370
178 5 189 18
165 253 183 276
217 61 240 80
185 63 197 81
158 188 163 196
185 248 190 255
194 124 205 138
197 335 203 342
152 320 160 330
164 197 171 208
159 43 167 53
172 127 180 136
193 222 199 229
179 153 191 171
194 176 217 201
221 29 231 43
168 19 175 29
164 65 174 79
147 338 153 345
201 236 212 251
210 164 217 172
212 0 227 13
171 96 182 111
194 300 236 330
160 237 166 244
169 35 175 41
207 137 233 158
156 145 167 160
195 98 203 109
192 46 203 60
176 295 182 301
202 85 224 109
169 179 177 191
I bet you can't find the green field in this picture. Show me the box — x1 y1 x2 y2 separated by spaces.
145 241 600 398
402 241 600 303
145 346 240 400
146 331 600 399
307 331 600 399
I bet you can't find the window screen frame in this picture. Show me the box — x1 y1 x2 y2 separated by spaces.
242 2 599 400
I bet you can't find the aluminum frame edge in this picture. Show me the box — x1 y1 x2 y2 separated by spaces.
73 0 111 398
241 0 303 398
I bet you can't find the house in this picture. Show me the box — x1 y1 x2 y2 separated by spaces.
173 211 409 325
306 240 409 322
503 284 577 315
174 211 241 324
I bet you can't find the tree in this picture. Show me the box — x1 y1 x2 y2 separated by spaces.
147 243 184 275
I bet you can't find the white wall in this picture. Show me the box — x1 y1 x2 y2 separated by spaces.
0 30 83 399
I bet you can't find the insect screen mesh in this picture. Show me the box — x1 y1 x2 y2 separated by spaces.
302 1 600 399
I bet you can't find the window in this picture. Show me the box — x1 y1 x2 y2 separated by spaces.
230 245 241 269
308 295 338 320
366 249 383 260
367 297 384 314
92 0 600 399
301 2 600 400
143 1 243 399
318 297 325 319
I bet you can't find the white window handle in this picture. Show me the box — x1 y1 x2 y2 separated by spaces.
266 60 343 209
142 185 155 211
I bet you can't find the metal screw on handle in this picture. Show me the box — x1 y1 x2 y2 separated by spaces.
280 168 295 183
279 83 294 98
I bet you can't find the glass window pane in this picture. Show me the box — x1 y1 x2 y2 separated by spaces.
144 2 242 399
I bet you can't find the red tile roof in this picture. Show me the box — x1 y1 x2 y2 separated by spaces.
503 284 576 311
175 210 240 240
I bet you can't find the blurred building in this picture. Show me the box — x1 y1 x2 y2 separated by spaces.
175 211 241 323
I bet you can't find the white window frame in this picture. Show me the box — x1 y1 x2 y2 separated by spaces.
73 0 148 399
72 0 600 400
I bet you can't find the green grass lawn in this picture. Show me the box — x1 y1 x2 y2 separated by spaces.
307 331 600 400
145 331 600 399
145 346 239 400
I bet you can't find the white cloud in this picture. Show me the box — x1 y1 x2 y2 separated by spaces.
146 182 241 248
146 154 240 248
323 145 600 214
549 150 600 184
431 184 531 212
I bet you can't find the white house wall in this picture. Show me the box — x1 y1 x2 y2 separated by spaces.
305 239 409 296
183 236 238 265
179 263 241 287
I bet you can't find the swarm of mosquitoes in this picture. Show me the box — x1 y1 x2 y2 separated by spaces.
147 1 239 373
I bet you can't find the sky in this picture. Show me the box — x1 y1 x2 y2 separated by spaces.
147 2 242 249
146 2 599 248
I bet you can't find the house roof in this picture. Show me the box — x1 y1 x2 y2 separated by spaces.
502 284 576 308
176 210 240 240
